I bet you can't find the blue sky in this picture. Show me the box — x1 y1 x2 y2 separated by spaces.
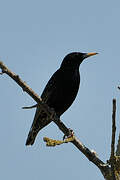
0 0 120 179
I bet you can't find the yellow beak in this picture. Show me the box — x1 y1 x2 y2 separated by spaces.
86 52 98 58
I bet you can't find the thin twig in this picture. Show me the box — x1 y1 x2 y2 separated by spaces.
110 99 116 180
116 134 120 156
0 61 113 180
22 104 37 109
111 99 116 157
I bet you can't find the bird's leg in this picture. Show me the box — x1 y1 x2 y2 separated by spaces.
43 108 75 147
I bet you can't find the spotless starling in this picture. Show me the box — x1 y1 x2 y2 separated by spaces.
26 52 98 145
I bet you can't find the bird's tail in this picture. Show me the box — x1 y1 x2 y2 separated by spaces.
26 107 51 146
26 129 38 146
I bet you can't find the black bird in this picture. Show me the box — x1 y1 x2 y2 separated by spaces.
26 52 98 145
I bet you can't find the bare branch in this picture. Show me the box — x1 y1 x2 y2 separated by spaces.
0 61 42 103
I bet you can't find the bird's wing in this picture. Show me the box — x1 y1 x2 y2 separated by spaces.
26 69 61 145
41 69 60 103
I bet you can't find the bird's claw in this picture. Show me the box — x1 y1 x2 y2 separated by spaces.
63 128 74 141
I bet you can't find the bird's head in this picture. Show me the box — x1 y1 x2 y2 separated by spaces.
60 52 98 69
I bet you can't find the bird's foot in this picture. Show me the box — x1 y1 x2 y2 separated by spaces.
63 128 74 140
63 128 75 143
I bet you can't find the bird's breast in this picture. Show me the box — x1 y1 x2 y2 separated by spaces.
54 69 80 115
62 69 80 99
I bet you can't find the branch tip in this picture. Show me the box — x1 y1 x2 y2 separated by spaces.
22 104 37 109
43 136 75 147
